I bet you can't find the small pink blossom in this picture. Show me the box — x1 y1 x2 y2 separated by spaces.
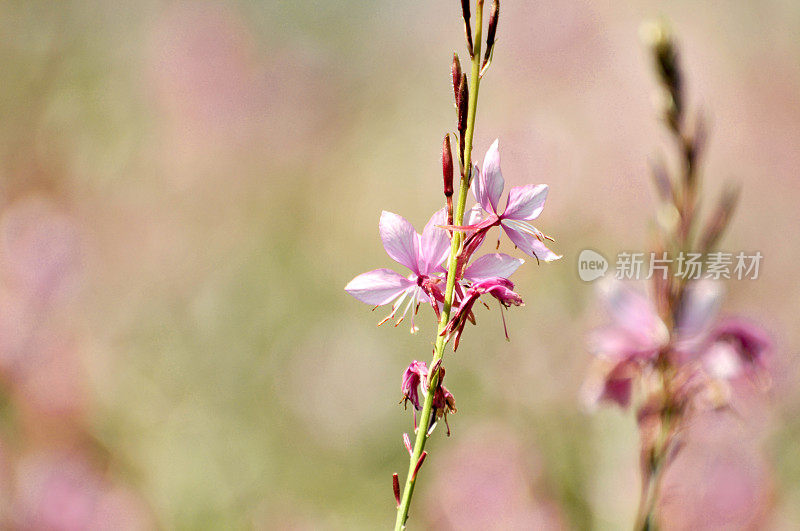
444 276 524 351
401 360 427 411
345 209 450 332
462 139 561 262
399 360 456 434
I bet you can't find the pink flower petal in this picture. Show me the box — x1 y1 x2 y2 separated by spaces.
597 279 668 351
465 204 483 227
503 184 548 221
589 327 660 361
501 223 561 262
344 268 414 305
379 211 420 274
675 280 722 342
471 139 505 214
419 208 451 275
463 253 524 281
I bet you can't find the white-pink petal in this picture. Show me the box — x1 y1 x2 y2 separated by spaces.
465 204 483 226
471 139 505 213
419 208 451 276
463 253 524 281
379 211 420 274
344 268 414 305
501 223 562 262
503 184 548 221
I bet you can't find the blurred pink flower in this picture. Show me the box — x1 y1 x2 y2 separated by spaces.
13 453 152 531
425 424 564 530
584 279 771 409
0 196 81 304
589 279 670 364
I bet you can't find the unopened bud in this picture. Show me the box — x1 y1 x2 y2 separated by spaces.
461 0 474 53
442 135 454 198
451 53 462 106
392 473 401 506
483 0 499 67
640 20 683 130
457 74 469 134
699 185 740 252
411 451 428 480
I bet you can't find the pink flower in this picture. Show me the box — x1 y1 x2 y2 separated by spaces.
589 279 670 364
444 276 525 351
399 360 456 433
708 318 771 374
585 279 771 409
465 140 560 262
674 281 771 381
401 360 427 411
345 209 451 332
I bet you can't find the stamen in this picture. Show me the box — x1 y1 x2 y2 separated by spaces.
379 290 409 326
500 305 510 341
395 291 416 327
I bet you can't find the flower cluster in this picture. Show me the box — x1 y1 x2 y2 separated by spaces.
345 139 559 345
583 278 770 411
353 3 563 525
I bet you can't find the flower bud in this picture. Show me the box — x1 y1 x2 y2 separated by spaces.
411 451 428 480
698 185 739 252
461 0 473 53
640 20 683 130
483 0 499 67
457 74 469 134
451 53 462 106
392 473 401 506
442 135 454 198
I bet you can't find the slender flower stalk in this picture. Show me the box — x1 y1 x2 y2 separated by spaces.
582 21 771 531
345 2 559 527
394 3 485 528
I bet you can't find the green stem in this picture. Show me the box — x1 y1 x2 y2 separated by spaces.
393 3 484 529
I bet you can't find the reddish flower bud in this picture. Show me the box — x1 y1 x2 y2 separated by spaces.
392 473 401 506
442 135 454 198
461 0 473 53
411 451 428 480
483 0 499 67
451 53 462 106
457 74 469 134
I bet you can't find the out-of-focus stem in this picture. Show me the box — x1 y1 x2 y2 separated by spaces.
393 2 485 529
634 374 673 531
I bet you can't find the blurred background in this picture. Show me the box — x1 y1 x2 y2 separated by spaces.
1 0 799 528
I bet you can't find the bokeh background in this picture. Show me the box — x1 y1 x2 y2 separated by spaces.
1 0 799 528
